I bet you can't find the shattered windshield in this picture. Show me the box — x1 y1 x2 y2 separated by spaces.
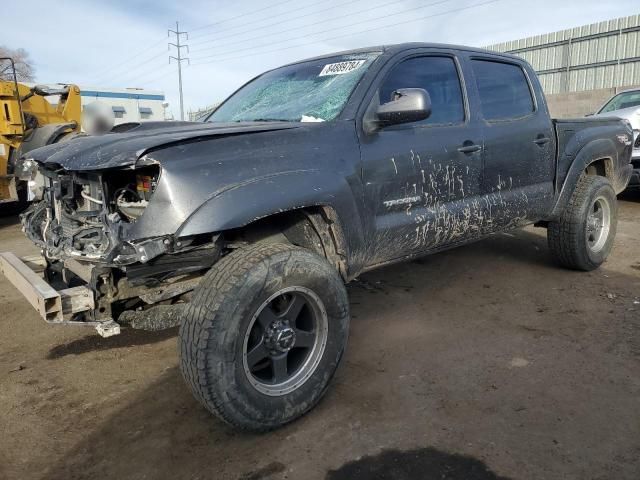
207 53 380 123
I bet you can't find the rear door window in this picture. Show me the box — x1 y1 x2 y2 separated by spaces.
471 60 534 121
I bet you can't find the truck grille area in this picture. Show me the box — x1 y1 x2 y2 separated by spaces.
21 165 162 265
22 170 114 261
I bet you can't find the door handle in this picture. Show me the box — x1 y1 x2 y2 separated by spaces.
533 137 551 145
457 144 482 154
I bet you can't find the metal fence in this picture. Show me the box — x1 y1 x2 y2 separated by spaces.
485 14 640 94
187 104 219 122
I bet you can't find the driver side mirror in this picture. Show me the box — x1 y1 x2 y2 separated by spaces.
376 88 431 127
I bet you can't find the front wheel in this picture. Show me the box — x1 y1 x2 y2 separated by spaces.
548 175 618 271
179 242 350 431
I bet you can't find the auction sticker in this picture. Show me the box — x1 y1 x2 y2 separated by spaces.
319 60 366 76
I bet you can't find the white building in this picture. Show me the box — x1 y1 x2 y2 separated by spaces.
79 87 167 124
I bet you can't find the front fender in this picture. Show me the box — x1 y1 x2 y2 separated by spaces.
176 169 365 251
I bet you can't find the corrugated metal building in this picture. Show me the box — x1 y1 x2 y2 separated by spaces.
486 14 640 94
485 14 640 116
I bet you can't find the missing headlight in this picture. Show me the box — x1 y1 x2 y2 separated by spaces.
14 158 38 181
13 158 45 201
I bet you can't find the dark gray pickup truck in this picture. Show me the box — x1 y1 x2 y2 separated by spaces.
1 43 633 430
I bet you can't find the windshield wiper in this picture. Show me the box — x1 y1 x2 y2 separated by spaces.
245 118 291 122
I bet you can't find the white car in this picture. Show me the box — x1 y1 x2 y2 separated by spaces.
595 89 640 189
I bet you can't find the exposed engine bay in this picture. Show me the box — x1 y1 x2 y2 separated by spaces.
18 164 222 334
22 166 158 262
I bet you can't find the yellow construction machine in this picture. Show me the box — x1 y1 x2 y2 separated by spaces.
0 57 81 209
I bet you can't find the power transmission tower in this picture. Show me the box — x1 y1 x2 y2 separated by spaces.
168 21 189 121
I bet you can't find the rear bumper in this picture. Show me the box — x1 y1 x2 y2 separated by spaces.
614 163 634 193
628 169 640 188
0 252 120 337
627 155 640 189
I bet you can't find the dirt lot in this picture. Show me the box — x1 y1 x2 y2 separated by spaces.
0 193 638 480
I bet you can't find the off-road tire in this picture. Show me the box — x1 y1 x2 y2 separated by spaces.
548 175 617 271
179 242 350 431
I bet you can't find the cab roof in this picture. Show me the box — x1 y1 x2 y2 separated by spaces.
284 42 523 67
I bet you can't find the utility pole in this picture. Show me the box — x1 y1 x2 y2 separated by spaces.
168 21 189 121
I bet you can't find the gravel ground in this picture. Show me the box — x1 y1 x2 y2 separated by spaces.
0 192 638 480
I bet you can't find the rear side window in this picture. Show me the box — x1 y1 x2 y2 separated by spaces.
471 60 534 121
379 56 465 125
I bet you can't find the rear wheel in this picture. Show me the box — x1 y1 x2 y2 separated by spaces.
179 242 350 431
548 175 617 271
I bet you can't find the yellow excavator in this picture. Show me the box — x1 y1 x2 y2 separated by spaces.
0 57 81 211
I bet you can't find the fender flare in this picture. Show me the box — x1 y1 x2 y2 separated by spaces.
176 169 365 256
550 138 617 219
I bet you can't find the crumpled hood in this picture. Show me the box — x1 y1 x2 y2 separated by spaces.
28 121 301 171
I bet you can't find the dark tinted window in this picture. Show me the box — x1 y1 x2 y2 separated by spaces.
379 56 464 125
471 60 534 120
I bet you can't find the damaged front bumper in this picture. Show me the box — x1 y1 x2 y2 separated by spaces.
0 252 120 337
3 165 220 336
0 249 209 337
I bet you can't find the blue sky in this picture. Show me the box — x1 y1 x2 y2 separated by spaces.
1 0 633 119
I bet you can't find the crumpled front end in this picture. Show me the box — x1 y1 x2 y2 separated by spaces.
21 164 167 265
12 162 220 335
